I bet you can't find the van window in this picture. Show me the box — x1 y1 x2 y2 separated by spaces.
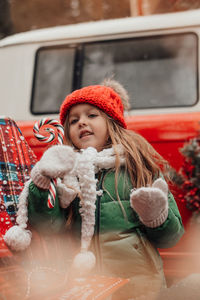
31 47 75 114
82 33 198 109
31 33 198 114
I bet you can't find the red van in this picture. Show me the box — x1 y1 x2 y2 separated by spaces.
0 9 200 283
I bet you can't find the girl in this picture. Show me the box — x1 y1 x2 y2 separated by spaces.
6 79 184 299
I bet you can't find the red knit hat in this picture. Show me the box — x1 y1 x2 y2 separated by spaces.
60 80 129 128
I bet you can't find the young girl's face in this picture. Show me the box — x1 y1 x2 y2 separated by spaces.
68 104 109 151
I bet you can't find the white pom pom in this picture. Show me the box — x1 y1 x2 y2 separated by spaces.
101 78 130 110
72 251 96 276
4 225 32 251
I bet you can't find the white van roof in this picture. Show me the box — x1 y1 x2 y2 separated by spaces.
1 9 200 47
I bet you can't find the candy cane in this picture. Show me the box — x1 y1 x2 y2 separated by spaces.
33 118 64 208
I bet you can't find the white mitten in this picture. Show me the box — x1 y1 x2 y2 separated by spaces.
130 178 169 228
31 145 75 189
57 182 77 208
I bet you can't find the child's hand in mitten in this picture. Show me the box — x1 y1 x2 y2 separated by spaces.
31 145 75 189
57 175 80 208
130 178 168 228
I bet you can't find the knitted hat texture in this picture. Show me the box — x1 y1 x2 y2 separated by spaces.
60 84 127 128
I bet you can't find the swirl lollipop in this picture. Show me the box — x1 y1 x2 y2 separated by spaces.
33 118 64 208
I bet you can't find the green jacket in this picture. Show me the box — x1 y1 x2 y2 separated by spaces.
28 169 184 299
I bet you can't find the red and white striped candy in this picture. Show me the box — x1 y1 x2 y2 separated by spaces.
33 118 64 145
33 118 64 208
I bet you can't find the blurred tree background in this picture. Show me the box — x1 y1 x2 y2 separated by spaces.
0 0 200 39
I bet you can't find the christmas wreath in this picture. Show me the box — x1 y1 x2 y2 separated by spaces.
173 136 200 212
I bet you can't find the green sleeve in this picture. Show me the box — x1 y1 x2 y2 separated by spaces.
28 181 66 234
144 191 184 248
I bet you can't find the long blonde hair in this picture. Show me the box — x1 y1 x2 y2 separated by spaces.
64 109 169 188
105 114 170 188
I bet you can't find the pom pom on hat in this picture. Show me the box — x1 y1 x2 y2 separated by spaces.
60 79 129 128
101 78 130 111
